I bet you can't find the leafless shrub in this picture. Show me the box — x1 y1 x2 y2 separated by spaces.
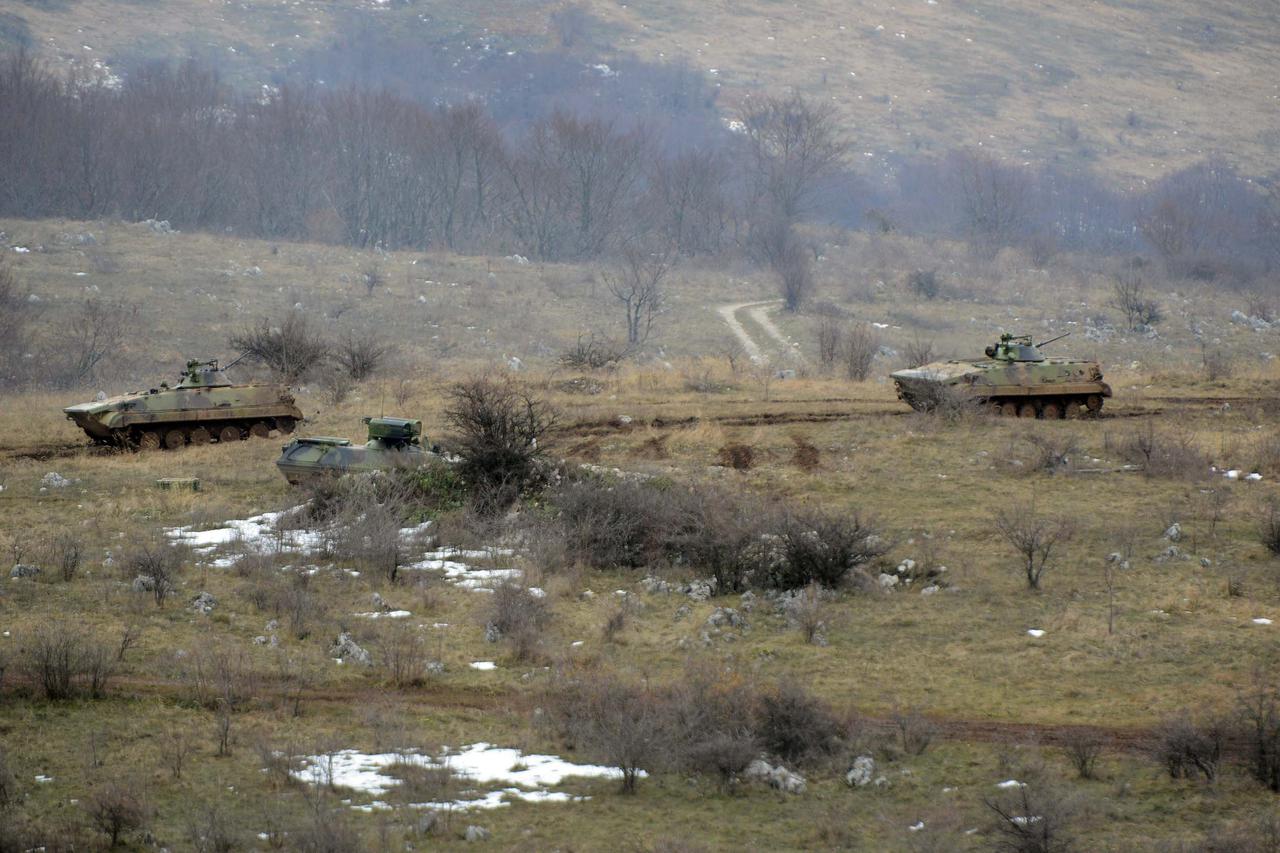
1117 423 1208 480
602 605 628 642
985 777 1080 853
1261 503 1280 557
316 367 354 407
903 334 935 368
335 329 389 381
1024 433 1081 475
559 333 629 370
892 705 940 756
1027 233 1058 269
23 623 81 700
816 316 843 370
907 269 940 299
292 795 361 852
844 323 879 381
188 645 257 714
82 643 116 699
549 477 677 569
229 312 331 381
379 622 432 688
161 727 191 780
187 806 242 853
47 532 82 582
486 583 551 662
1238 671 1280 792
753 217 813 311
1198 811 1280 853
328 475 416 582
993 506 1073 590
675 489 765 594
0 747 15 811
1110 267 1162 330
1155 713 1225 782
1201 344 1232 381
87 782 147 848
548 672 671 794
125 538 185 606
756 679 842 765
549 2 601 50
0 259 36 386
445 378 556 514
360 263 385 295
790 583 828 644
765 508 886 591
1060 730 1107 780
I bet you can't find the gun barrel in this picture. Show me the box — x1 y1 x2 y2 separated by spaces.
1035 332 1071 348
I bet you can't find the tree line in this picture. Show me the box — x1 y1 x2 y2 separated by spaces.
1 48 1276 285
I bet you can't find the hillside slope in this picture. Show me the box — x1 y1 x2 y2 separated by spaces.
7 0 1278 181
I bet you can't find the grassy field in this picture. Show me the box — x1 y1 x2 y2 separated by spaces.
8 0 1279 181
2 217 1280 848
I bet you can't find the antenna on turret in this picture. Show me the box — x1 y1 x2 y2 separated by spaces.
1035 332 1071 349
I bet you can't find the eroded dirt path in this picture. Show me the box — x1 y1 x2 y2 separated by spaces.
715 301 770 362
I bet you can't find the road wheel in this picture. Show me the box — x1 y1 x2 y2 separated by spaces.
190 427 211 445
163 428 187 449
1086 394 1104 414
998 400 1018 417
218 425 242 443
1042 401 1063 420
138 431 162 451
277 417 297 434
249 422 271 439
1018 402 1038 419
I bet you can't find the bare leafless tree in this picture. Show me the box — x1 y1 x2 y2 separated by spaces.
993 505 1073 590
739 93 848 222
1109 266 1162 330
604 245 672 346
950 150 1032 256
335 329 390 381
58 298 135 388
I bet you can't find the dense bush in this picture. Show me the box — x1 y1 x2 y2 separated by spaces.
445 378 556 514
1155 713 1226 782
755 680 843 765
764 509 886 590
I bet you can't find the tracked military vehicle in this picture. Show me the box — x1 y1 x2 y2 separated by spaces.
64 359 302 449
275 416 435 484
891 333 1111 418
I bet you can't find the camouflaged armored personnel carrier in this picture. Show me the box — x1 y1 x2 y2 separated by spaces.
64 359 303 449
275 416 435 484
891 333 1111 418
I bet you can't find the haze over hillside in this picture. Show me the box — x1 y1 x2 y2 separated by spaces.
8 0 1279 180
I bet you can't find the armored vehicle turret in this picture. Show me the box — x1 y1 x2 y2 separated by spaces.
275 416 435 484
64 359 303 449
891 333 1112 418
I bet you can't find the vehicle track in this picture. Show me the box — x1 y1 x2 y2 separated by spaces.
4 671 1189 755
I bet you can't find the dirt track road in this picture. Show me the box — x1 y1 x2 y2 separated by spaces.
716 300 804 364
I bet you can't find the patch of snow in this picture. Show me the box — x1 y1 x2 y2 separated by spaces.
470 661 497 671
355 610 412 619
291 743 627 810
1254 618 1273 625
1026 629 1045 638
996 779 1024 789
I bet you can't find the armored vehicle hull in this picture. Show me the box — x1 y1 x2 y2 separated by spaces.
891 335 1111 418
64 360 302 449
276 417 433 484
